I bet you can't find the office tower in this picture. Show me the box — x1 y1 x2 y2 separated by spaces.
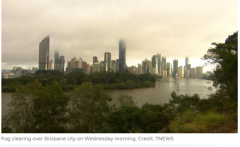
161 56 166 76
119 40 126 71
173 59 178 78
54 51 59 69
93 56 98 64
138 64 142 74
184 69 190 78
191 68 196 78
196 66 203 78
82 61 88 73
186 64 191 70
48 59 53 70
166 62 172 77
100 61 105 72
142 59 152 74
156 53 161 75
59 56 65 71
185 57 189 67
104 52 111 72
178 66 184 78
142 59 148 74
110 60 116 72
54 50 65 71
152 55 158 75
92 62 100 72
186 64 191 77
115 59 119 71
184 57 189 77
55 51 59 61
66 61 71 74
39 36 49 70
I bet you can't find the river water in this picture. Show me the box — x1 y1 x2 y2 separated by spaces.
107 78 217 107
1 79 216 118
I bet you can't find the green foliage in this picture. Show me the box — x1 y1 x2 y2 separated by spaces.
2 81 69 133
2 71 157 92
117 95 136 107
68 82 110 133
33 85 69 133
169 111 236 133
203 31 238 110
169 91 200 113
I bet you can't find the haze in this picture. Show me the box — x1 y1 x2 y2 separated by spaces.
1 0 238 72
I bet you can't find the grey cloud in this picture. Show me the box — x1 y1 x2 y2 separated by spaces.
2 0 238 69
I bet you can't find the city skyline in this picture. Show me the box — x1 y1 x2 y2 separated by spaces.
2 0 238 72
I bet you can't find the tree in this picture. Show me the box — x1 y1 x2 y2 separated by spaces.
68 82 111 133
33 85 69 133
203 31 238 110
2 81 41 133
2 81 69 133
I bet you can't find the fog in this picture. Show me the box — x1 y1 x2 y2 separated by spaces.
1 0 238 72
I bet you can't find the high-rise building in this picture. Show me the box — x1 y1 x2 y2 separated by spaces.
166 62 172 77
73 58 82 69
92 62 100 72
39 36 50 70
191 68 196 78
184 57 189 77
186 64 191 77
156 54 161 75
185 57 189 67
100 61 105 72
138 64 142 74
48 59 53 70
115 59 119 71
184 69 190 78
161 56 166 76
151 55 158 75
54 51 65 71
59 56 65 71
178 66 184 78
104 52 111 72
110 60 116 72
93 56 98 64
173 59 178 78
119 40 126 71
196 66 203 78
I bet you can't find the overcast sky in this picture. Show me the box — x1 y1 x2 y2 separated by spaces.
1 0 238 72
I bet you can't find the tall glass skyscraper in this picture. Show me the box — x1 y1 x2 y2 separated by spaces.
173 59 178 77
104 52 111 72
39 36 49 70
119 40 126 71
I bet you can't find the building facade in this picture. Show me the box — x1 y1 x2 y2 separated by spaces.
104 52 111 72
119 40 126 71
173 59 178 78
39 36 50 70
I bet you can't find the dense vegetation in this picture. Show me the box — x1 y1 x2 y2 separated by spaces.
2 71 157 92
2 32 238 133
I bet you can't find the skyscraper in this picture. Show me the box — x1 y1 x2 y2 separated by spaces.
161 56 166 76
104 52 111 72
156 53 161 75
151 55 158 75
54 51 65 71
184 57 189 77
173 59 178 77
185 57 189 67
39 36 49 70
119 40 126 71
93 56 98 64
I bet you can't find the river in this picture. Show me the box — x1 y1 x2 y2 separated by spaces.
1 78 216 118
